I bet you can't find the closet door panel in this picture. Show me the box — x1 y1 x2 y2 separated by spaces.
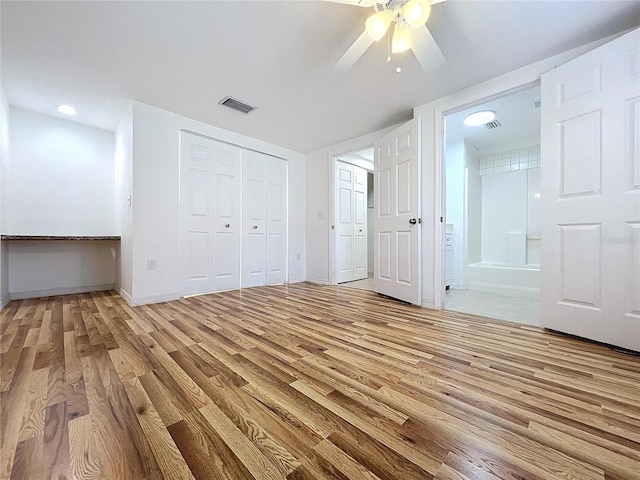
212 142 242 292
180 133 241 295
242 151 268 287
266 156 287 285
180 133 215 296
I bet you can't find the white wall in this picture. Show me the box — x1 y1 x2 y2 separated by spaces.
127 101 305 306
0 92 9 309
1 108 118 301
466 143 481 265
4 109 115 235
445 140 465 287
305 125 396 285
481 169 528 264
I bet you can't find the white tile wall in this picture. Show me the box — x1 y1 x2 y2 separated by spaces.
478 144 540 176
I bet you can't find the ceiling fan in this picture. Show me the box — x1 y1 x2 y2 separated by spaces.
328 0 446 73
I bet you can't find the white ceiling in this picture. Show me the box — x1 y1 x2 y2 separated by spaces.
446 85 541 152
2 1 639 154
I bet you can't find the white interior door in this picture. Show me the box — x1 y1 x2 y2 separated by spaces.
353 166 368 280
374 119 421 304
266 156 287 285
242 152 288 287
180 132 215 296
180 132 241 296
335 161 355 283
335 161 368 283
211 141 242 292
242 150 267 288
540 28 640 351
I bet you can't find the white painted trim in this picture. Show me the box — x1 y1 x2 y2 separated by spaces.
9 283 115 300
119 288 133 305
128 292 181 307
307 278 330 286
0 295 10 311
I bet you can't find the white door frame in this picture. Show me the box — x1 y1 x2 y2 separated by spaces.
415 41 612 309
328 147 373 286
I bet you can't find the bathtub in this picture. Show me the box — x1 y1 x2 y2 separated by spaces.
466 262 540 298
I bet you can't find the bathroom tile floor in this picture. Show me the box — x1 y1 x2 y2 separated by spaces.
444 288 540 326
340 277 540 327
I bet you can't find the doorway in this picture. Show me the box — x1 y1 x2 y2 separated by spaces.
442 86 541 325
333 148 374 291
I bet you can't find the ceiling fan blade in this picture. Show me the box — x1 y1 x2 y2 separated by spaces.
410 25 446 73
333 30 375 73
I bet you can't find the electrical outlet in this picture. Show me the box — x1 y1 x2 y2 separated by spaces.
147 259 156 270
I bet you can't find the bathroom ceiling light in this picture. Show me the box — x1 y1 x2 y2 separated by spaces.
56 104 76 115
464 110 495 126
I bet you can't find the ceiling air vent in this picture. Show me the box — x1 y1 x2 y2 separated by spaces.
485 120 502 129
219 96 256 114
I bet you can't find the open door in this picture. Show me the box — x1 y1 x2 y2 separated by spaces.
374 119 421 305
335 160 368 283
540 28 640 351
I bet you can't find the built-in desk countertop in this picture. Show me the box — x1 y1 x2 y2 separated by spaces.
1 235 120 241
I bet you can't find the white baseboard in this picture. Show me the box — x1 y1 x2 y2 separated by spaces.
119 288 133 305
0 294 10 311
306 278 330 286
9 283 115 300
128 292 181 307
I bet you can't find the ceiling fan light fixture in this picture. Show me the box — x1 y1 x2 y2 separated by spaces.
402 0 431 28
464 110 496 126
365 9 392 41
391 23 412 53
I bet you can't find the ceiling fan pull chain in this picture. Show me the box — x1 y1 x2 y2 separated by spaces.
396 52 402 73
387 30 391 62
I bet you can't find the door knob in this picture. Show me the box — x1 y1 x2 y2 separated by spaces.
225 224 230 228
253 225 258 229
409 218 417 225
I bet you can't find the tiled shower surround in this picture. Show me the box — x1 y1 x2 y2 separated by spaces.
478 144 540 176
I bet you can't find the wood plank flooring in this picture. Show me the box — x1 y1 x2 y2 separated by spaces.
1 283 639 480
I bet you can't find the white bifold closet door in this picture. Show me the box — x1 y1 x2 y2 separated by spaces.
180 133 287 297
242 150 287 287
180 132 242 296
335 160 368 283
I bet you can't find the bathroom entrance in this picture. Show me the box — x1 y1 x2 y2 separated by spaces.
443 86 541 325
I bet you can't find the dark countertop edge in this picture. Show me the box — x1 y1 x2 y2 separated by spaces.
1 235 121 241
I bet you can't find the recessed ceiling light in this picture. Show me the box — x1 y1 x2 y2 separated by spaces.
56 104 76 115
464 110 495 126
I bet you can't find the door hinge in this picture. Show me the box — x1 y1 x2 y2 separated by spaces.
331 225 335 230
418 218 422 224
440 216 443 223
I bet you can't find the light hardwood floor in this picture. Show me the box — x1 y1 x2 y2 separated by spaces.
1 283 639 480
